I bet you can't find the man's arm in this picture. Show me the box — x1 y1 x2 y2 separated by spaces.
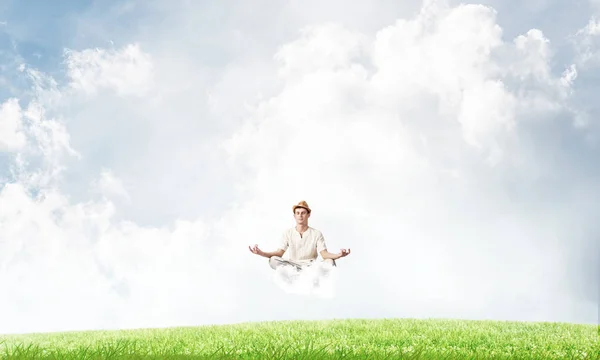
320 248 350 260
320 249 340 260
249 244 285 258
316 232 350 260
259 248 285 258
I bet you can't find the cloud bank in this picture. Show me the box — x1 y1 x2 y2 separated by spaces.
0 0 598 334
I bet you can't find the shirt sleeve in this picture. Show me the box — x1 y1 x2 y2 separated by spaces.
278 230 289 251
316 231 327 253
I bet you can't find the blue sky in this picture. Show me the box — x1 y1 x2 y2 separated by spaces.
0 0 598 334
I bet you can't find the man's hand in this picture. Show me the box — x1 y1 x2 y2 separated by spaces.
321 248 351 260
249 244 264 256
250 245 285 259
337 248 351 259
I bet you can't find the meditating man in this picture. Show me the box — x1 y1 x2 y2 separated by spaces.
248 200 351 271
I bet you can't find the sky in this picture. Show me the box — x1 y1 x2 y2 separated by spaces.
0 0 598 335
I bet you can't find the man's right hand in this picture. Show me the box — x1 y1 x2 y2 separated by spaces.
249 244 264 256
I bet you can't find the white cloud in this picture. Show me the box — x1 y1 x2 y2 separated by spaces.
221 1 595 324
0 0 598 335
568 8 600 130
64 43 153 97
12 101 78 190
0 181 235 334
0 98 27 152
579 17 600 36
0 37 245 334
93 169 131 203
573 15 600 68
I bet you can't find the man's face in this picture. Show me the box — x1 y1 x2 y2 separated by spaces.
294 208 310 224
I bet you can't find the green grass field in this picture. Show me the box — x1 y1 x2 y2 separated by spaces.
0 318 597 359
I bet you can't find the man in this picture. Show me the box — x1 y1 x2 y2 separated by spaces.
248 200 351 271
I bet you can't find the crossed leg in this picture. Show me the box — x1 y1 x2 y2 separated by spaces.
269 256 336 271
269 256 302 271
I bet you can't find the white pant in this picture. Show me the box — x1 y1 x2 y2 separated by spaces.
269 256 336 271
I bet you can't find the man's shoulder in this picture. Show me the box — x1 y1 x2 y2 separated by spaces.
308 227 324 236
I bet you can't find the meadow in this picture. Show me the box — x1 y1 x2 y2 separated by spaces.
0 318 597 359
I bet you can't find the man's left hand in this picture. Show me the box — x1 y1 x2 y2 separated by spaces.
337 248 351 259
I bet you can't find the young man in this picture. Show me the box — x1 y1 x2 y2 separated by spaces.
248 200 351 271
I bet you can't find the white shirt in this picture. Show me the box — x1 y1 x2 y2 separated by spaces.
278 226 327 261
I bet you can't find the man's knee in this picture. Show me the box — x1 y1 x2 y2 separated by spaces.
269 256 284 269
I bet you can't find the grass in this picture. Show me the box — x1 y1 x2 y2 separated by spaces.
0 318 597 359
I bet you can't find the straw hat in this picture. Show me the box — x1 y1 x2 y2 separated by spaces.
292 200 311 214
